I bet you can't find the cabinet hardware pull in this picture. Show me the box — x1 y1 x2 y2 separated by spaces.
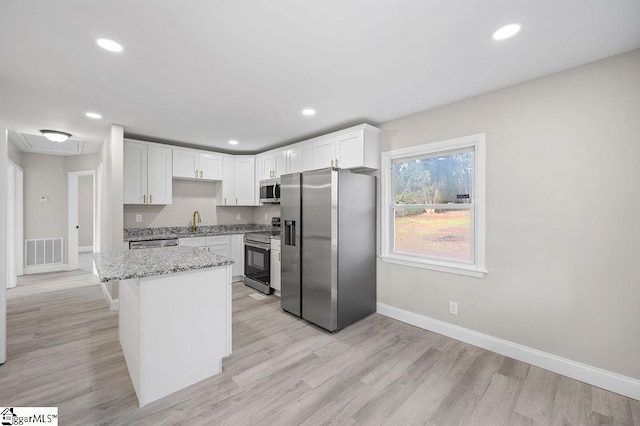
143 194 146 204
195 170 198 177
331 159 334 167
335 158 338 168
236 197 238 205
279 252 281 261
200 170 203 178
150 194 153 204
224 197 227 204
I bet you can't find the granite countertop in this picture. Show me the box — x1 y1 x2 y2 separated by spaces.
124 224 273 242
94 246 234 283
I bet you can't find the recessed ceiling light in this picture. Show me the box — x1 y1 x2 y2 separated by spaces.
85 112 102 119
40 130 72 143
228 140 239 145
302 109 316 116
492 23 521 41
96 38 123 53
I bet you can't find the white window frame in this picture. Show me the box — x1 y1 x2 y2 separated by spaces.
381 133 487 277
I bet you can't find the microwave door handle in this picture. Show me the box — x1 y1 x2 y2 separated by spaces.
284 220 295 246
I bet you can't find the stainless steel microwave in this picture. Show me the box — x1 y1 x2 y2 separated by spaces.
259 178 280 203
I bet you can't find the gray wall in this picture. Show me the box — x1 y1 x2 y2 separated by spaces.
377 49 640 381
78 175 93 248
22 153 98 263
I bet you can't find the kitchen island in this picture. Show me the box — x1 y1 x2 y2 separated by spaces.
94 246 234 407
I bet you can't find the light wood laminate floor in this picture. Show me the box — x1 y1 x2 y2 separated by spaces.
1 271 638 425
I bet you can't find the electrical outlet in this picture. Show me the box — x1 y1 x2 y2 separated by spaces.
236 213 241 220
135 214 142 223
449 301 458 316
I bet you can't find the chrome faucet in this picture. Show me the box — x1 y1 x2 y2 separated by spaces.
192 210 201 232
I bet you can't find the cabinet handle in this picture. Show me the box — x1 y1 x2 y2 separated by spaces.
200 170 203 178
143 194 146 204
150 194 153 204
279 252 281 261
330 159 334 168
195 170 198 177
335 158 338 168
224 197 227 205
236 197 238 205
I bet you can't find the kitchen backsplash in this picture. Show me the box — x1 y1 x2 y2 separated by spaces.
123 180 281 228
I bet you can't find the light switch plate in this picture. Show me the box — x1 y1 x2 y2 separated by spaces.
236 213 241 220
135 214 142 223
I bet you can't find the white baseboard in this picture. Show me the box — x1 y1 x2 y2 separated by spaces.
78 246 93 253
100 282 120 311
24 264 68 275
377 302 640 401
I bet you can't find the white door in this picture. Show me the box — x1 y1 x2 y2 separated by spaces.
199 153 222 180
147 145 172 205
173 149 199 179
261 155 274 179
6 165 15 288
230 234 244 278
234 158 255 205
15 167 23 276
123 141 148 204
312 136 336 169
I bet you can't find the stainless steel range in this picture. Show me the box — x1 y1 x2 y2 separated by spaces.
243 217 280 294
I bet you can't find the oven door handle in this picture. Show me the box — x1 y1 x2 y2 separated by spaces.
244 241 271 251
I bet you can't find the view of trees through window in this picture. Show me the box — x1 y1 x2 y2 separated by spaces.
393 150 474 261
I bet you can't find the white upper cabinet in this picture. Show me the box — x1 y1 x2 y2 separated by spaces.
124 139 172 205
173 148 222 181
220 156 256 206
311 124 380 171
287 142 313 174
258 150 287 179
312 136 337 169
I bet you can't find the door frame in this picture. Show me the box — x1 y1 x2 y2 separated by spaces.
67 170 97 271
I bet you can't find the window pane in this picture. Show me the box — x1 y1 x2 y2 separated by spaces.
394 151 473 204
394 209 472 261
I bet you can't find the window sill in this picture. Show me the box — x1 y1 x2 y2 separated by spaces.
380 254 488 278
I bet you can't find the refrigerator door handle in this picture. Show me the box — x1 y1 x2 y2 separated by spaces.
284 220 296 246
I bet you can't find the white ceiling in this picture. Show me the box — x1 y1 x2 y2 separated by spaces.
1 1 639 154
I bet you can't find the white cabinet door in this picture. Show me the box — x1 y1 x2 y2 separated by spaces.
234 157 255 205
270 240 281 292
124 141 148 204
230 234 244 278
221 156 235 205
173 149 199 179
261 155 274 180
312 136 336 169
287 147 300 174
199 153 222 181
179 237 206 247
336 130 364 170
147 145 173 205
208 245 230 258
274 151 287 177
300 142 313 171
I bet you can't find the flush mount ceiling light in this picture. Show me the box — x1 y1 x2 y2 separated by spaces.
40 130 72 143
492 23 521 41
302 108 316 116
96 38 123 52
228 140 239 145
85 112 102 119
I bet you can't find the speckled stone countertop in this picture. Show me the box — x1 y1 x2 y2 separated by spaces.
123 224 272 242
93 246 234 283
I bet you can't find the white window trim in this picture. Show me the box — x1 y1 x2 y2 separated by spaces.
380 133 487 277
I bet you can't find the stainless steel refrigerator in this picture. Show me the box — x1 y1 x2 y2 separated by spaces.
280 168 376 332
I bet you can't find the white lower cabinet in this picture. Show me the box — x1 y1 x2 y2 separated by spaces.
270 239 281 293
230 234 244 280
179 235 244 282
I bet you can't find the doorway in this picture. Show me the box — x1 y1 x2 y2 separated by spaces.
6 161 23 289
67 171 97 272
